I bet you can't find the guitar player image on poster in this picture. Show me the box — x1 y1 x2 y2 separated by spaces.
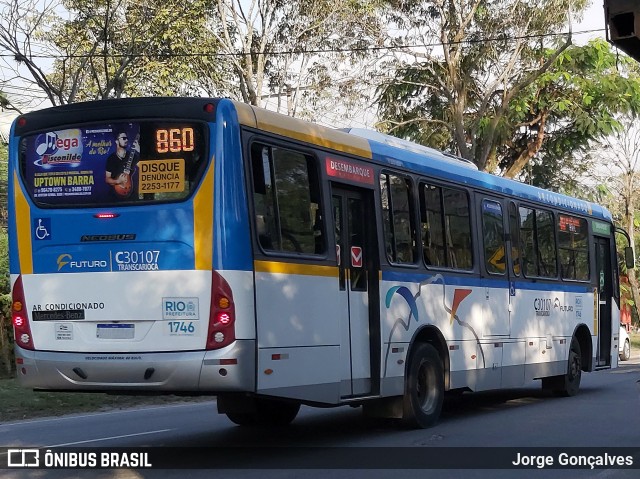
105 128 140 198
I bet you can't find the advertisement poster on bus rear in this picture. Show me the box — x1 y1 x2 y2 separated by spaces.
24 122 189 205
24 123 145 204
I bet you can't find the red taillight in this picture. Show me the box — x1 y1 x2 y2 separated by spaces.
206 271 236 350
217 312 231 325
12 276 35 351
94 213 119 219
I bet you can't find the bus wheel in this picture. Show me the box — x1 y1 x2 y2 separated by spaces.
254 398 300 426
225 412 257 426
225 398 300 427
543 337 582 397
402 343 444 428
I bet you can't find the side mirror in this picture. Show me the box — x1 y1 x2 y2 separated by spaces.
625 246 635 270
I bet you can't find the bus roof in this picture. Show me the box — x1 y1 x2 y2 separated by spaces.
236 101 612 222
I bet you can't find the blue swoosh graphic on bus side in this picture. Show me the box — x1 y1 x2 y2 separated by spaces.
385 286 419 323
383 274 485 378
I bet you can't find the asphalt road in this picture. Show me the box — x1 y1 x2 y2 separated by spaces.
1 354 639 479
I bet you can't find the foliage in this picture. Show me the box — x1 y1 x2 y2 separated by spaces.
1 0 384 124
620 281 634 307
1 0 68 109
0 235 10 378
376 0 597 173
209 0 385 121
589 115 640 323
0 141 7 228
0 140 11 377
499 39 640 181
49 0 224 100
1 0 226 104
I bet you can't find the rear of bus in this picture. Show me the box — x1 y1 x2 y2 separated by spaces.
9 98 255 393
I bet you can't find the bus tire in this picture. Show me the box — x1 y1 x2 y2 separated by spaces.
402 343 444 428
225 398 300 427
255 398 300 426
225 412 257 426
543 337 582 397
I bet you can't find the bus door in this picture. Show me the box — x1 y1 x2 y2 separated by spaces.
478 196 510 337
332 185 380 398
595 235 613 367
475 196 512 388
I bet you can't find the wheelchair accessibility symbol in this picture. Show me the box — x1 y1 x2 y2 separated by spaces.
34 218 51 240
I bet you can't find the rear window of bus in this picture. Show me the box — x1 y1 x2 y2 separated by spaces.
19 121 208 207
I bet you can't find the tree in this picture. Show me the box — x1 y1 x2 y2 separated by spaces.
376 0 587 172
0 136 6 227
0 138 11 377
2 0 384 122
209 0 384 119
52 0 227 100
0 0 60 110
1 0 225 104
497 39 640 179
0 90 11 110
594 116 640 324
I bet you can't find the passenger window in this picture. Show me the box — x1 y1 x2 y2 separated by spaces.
519 206 557 278
251 144 324 255
558 215 589 281
421 184 445 266
509 202 521 276
420 183 472 270
380 173 416 264
482 200 505 275
537 210 557 277
519 207 537 277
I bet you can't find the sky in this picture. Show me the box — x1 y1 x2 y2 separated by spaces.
0 0 617 137
574 1 608 44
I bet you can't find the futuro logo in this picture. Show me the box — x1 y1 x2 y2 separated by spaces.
57 253 72 271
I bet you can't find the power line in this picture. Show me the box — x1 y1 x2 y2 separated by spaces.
0 28 603 60
0 84 48 94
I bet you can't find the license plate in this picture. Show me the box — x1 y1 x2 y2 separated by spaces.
96 324 134 339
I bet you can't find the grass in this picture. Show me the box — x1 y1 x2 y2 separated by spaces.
0 378 211 423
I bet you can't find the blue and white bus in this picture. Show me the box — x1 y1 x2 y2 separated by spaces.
8 97 633 428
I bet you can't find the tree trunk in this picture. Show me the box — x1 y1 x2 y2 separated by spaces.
627 270 640 327
502 112 547 178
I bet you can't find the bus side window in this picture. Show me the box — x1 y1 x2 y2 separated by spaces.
420 183 445 267
509 202 521 276
482 199 506 275
444 188 472 270
252 145 277 250
519 206 557 278
420 183 472 270
558 215 589 281
250 143 324 255
536 209 557 278
256 214 274 250
519 206 537 277
380 172 417 264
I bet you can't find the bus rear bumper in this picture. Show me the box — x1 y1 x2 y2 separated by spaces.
14 340 256 393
